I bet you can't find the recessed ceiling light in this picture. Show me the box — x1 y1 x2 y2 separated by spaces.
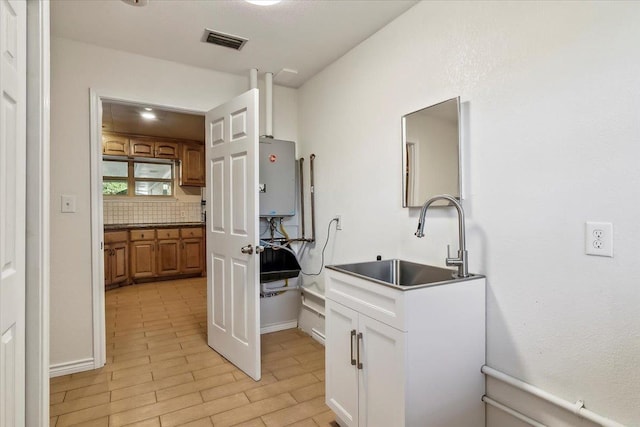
121 0 149 6
140 112 156 120
144 107 153 111
245 0 281 6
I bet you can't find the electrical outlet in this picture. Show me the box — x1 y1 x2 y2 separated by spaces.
335 215 342 230
585 222 613 257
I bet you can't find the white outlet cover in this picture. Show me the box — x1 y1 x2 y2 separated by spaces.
585 221 613 257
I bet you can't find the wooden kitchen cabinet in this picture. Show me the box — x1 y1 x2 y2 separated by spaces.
181 227 203 274
180 143 205 187
129 138 155 158
104 231 129 289
106 226 204 286
157 228 180 276
154 141 179 159
130 229 156 279
102 134 129 156
130 138 179 159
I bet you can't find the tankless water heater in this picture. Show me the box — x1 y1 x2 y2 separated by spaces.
259 137 296 217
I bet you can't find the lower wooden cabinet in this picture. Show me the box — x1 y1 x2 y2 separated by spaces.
130 240 156 279
182 238 203 274
157 238 181 276
106 226 204 287
104 231 129 289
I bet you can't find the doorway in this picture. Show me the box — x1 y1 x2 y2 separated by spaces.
89 91 208 367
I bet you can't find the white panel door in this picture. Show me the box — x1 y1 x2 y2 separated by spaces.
325 299 359 427
0 0 26 425
206 89 260 380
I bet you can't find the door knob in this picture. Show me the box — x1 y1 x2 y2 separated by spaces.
241 244 254 254
255 245 265 254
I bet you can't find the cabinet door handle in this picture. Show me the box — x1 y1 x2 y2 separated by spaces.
357 332 363 370
350 329 357 366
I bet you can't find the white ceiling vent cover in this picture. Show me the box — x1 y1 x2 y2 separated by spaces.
202 29 248 51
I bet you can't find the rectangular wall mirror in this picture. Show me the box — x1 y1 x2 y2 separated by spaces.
402 97 461 207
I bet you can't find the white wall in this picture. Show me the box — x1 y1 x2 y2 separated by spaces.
50 37 298 367
297 1 640 425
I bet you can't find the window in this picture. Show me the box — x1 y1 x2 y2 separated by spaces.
103 159 174 197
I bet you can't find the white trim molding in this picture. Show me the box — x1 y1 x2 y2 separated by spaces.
50 358 96 378
260 320 298 335
26 0 50 425
89 89 107 369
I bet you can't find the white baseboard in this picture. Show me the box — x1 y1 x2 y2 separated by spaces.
260 320 298 334
49 358 95 378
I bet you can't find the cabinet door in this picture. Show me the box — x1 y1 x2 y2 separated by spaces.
358 315 406 427
155 141 179 159
104 244 112 287
181 238 203 274
326 299 359 427
130 241 156 279
111 242 129 285
102 134 129 156
130 138 155 158
180 143 205 187
157 239 180 276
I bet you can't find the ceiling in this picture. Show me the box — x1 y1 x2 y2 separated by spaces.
51 0 418 88
102 101 205 142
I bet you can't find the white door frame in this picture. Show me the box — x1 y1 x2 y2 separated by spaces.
25 0 50 424
88 90 206 367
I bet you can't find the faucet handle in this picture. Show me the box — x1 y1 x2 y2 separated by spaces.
446 245 459 267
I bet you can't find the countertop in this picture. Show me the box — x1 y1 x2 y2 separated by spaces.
104 222 204 231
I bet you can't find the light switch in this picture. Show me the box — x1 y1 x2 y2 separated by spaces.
61 195 76 213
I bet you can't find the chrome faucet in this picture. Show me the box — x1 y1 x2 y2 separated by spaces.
415 194 469 278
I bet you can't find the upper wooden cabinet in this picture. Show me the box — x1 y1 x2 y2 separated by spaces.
180 143 205 187
102 134 129 156
102 133 202 186
155 141 179 159
130 138 179 159
129 138 155 158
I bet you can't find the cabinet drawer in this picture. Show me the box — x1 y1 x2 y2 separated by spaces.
130 229 156 241
157 228 180 239
326 269 406 331
104 231 128 244
181 227 203 238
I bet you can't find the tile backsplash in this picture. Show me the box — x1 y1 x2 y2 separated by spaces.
104 201 202 224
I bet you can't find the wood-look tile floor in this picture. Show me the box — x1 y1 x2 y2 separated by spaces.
50 278 337 427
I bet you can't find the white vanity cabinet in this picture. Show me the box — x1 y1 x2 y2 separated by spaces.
326 299 406 426
325 268 486 427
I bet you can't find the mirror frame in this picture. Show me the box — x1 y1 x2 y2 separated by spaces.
401 96 462 208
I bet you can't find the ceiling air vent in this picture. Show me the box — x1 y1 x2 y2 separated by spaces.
203 29 248 51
